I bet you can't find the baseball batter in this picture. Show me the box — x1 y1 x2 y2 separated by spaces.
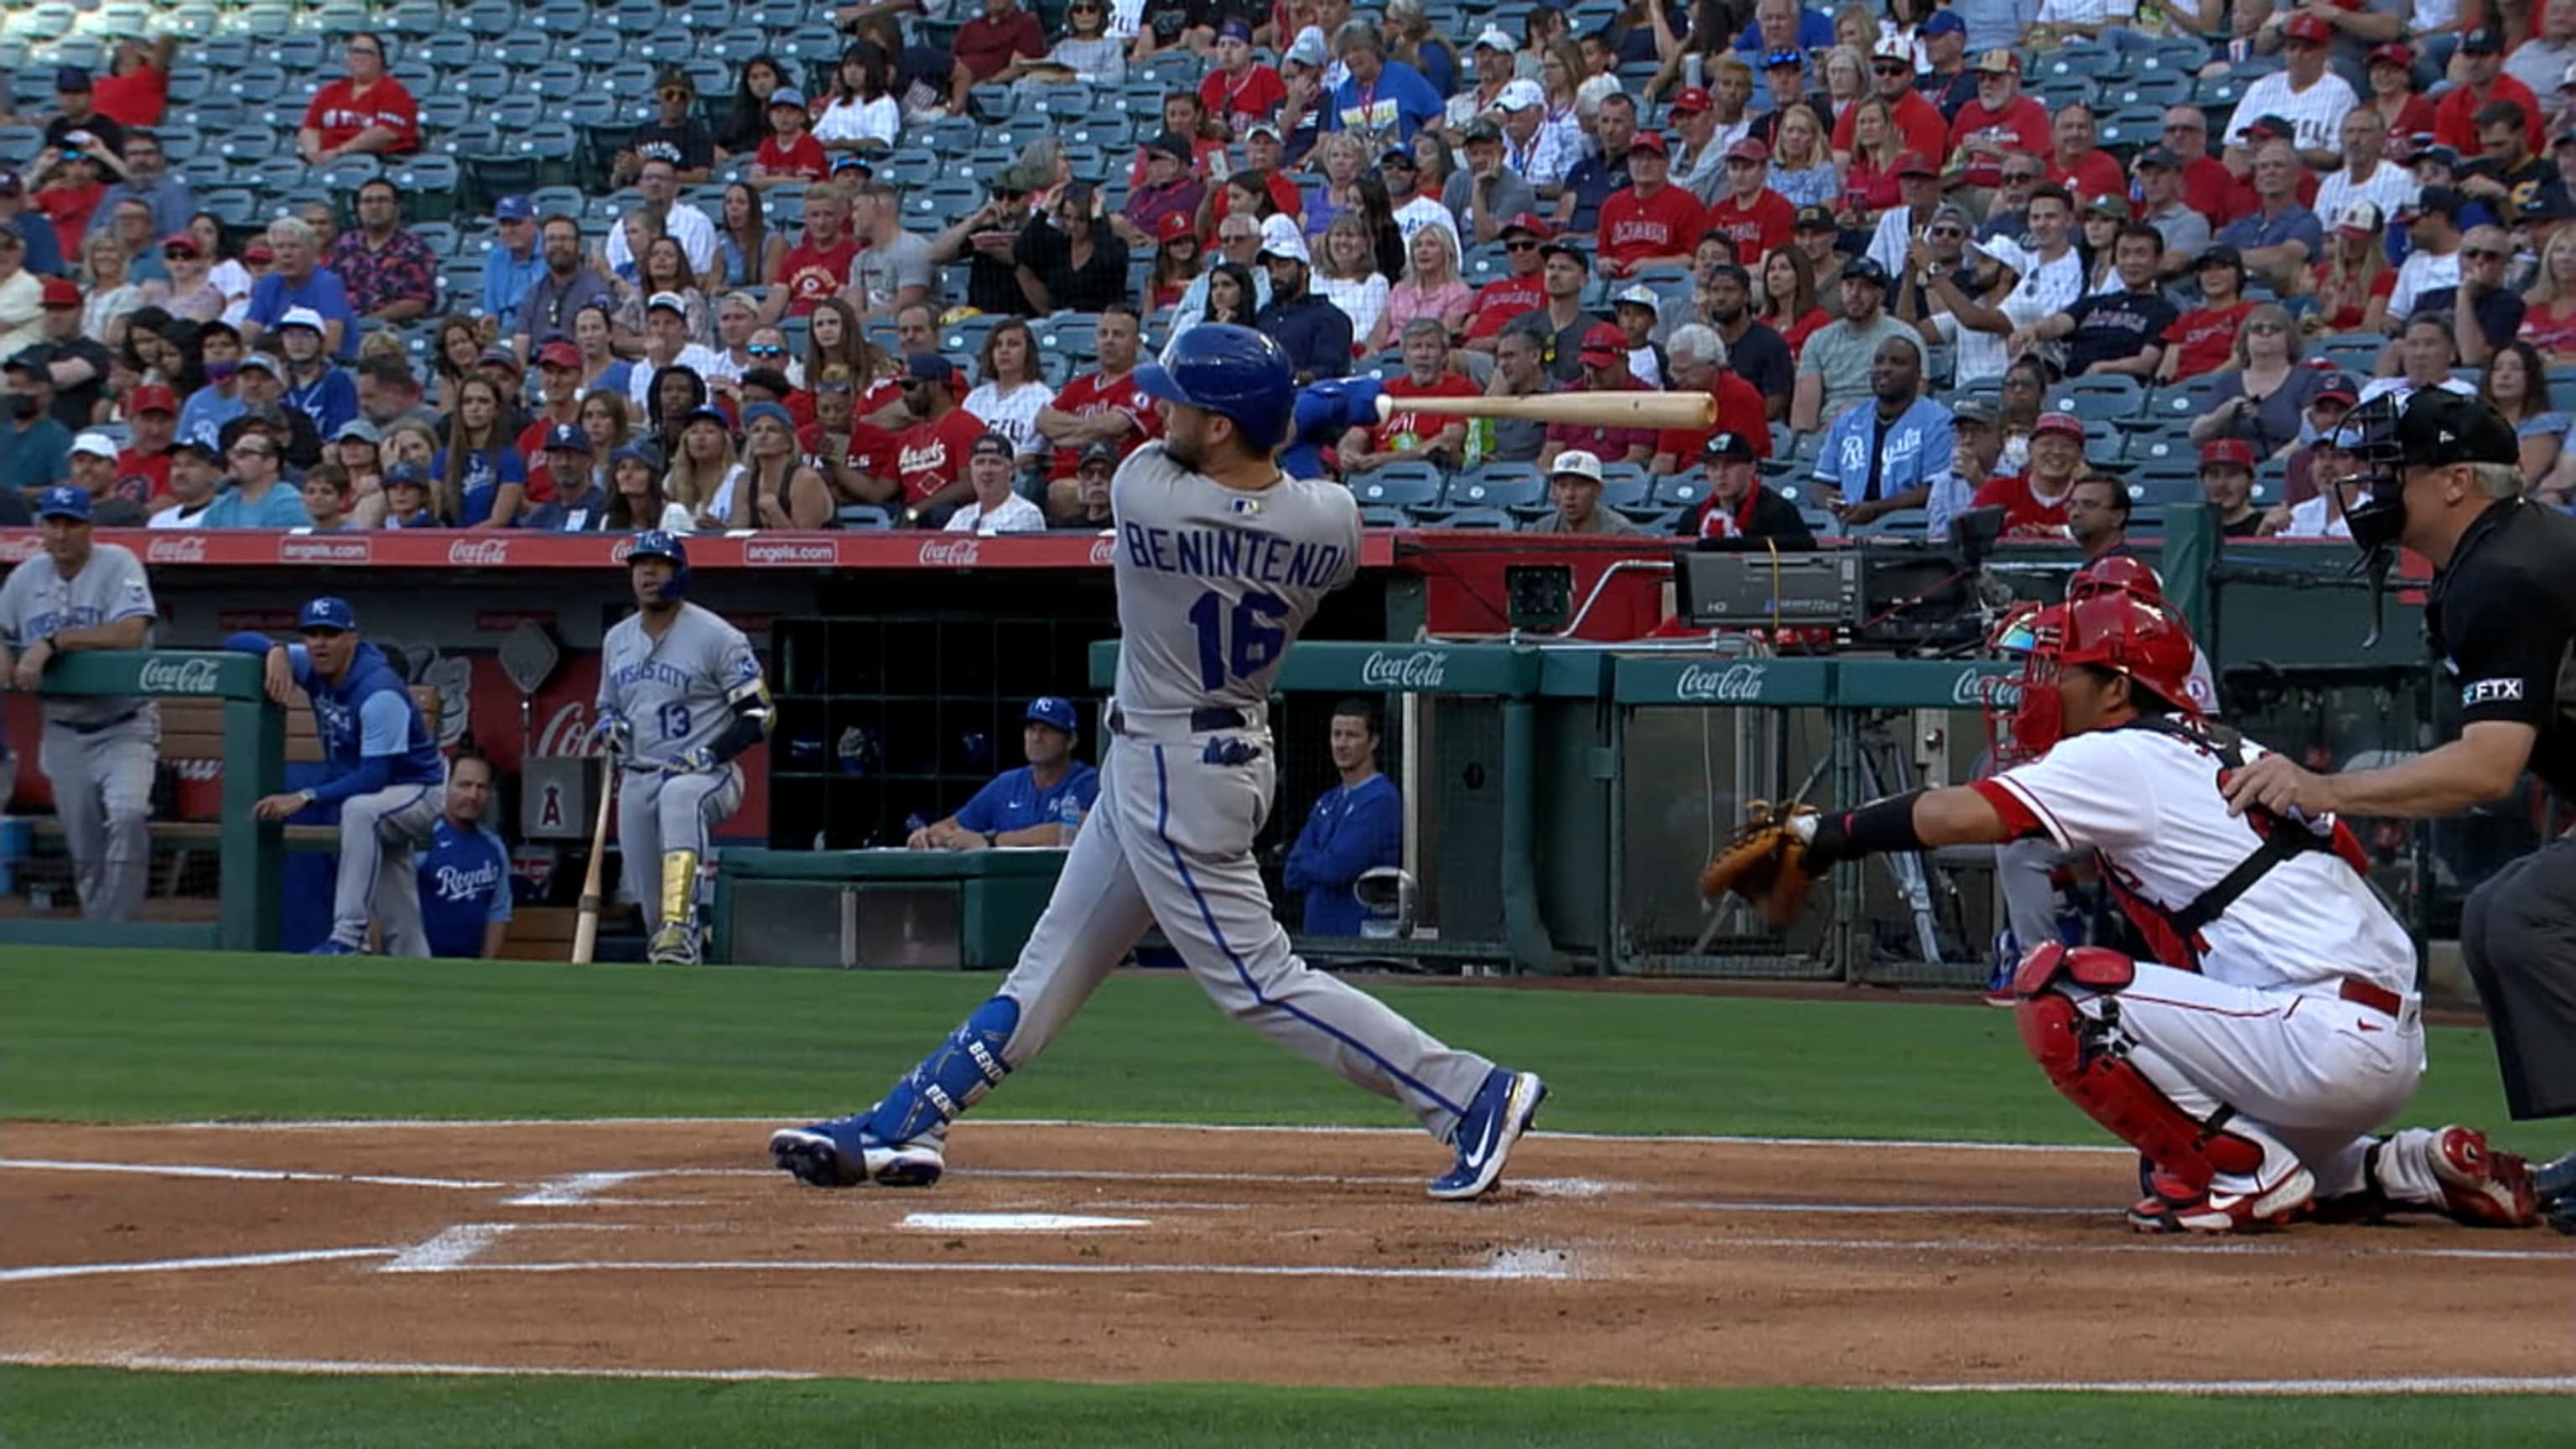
773 325 1549 1201
1788 592 2537 1232
229 598 448 955
590 532 767 965
0 486 158 922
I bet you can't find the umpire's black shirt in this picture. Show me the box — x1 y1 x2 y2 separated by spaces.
2425 497 2576 797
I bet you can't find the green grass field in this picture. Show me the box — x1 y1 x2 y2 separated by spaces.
2 947 2566 1446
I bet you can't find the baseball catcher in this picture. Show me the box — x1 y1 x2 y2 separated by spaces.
1716 594 2540 1233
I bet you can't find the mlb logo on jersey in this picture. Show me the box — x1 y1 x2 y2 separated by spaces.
1229 496 1263 516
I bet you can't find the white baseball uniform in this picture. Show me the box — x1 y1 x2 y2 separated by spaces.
597 600 758 931
1976 724 2452 1206
0 543 158 922
971 444 1496 1137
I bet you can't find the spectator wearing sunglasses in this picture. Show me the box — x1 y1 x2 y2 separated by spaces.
196 432 309 527
1834 38 1950 164
616 69 719 189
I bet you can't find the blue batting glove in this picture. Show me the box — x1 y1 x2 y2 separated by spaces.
584 711 633 754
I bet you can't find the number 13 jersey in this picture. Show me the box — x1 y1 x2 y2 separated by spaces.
1109 443 1361 720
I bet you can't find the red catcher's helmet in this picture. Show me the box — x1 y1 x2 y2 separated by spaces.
2067 553 2163 606
2056 594 2204 719
1982 602 2064 766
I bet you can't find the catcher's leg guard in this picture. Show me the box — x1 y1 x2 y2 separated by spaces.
865 995 1022 1143
2012 944 2268 1192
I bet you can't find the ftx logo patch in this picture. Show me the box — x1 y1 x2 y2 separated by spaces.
2463 678 2525 706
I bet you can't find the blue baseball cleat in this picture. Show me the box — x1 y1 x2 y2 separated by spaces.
769 1109 948 1189
1429 1068 1547 1202
307 940 363 955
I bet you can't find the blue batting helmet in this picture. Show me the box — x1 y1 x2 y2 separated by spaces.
1132 323 1296 454
628 529 689 599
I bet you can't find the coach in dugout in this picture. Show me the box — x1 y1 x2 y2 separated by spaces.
417 750 512 960
907 697 1101 850
2223 391 2576 1137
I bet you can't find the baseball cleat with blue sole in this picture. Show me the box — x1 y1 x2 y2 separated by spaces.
770 1112 947 1189
1429 1068 1547 1202
307 940 363 955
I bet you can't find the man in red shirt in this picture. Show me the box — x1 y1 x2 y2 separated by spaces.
2161 104 2251 227
113 382 177 508
771 182 858 319
1835 37 1950 164
295 32 418 166
1540 325 1656 467
752 90 828 186
1462 213 1550 350
1036 303 1163 486
1340 318 1482 472
1223 124 1306 223
1649 323 1770 474
1971 410 2084 536
888 353 985 522
94 36 175 129
1599 132 1707 279
513 341 586 479
2435 27 2544 154
1701 137 1794 268
1945 50 2050 195
2046 102 2127 202
949 0 1047 114
1198 22 1286 138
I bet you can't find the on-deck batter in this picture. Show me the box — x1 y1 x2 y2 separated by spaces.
0 486 158 922
771 325 1549 1201
589 531 768 965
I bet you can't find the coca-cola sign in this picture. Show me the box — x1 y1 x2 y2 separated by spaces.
1954 667 2004 708
917 538 981 568
745 538 839 567
137 656 224 695
446 538 512 567
1358 649 1448 689
146 534 210 565
0 535 40 564
1087 537 1116 567
278 536 371 565
1675 662 1767 703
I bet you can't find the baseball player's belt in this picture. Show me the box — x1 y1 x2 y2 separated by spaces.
1108 705 1249 737
60 709 144 735
2337 979 2403 1017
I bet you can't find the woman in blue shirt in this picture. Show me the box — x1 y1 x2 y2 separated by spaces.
430 376 528 528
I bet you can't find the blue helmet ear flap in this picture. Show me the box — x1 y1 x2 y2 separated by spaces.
629 529 690 599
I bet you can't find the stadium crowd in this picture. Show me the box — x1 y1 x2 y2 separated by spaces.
8 0 2576 539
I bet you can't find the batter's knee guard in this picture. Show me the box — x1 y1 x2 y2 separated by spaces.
658 849 699 929
866 995 1021 1144
2012 943 2267 1192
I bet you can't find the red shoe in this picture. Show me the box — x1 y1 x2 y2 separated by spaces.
2127 1166 2314 1234
2431 1126 2539 1228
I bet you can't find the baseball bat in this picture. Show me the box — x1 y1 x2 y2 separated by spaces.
1373 392 1716 428
570 755 615 965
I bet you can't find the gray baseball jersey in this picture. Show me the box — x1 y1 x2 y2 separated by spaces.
0 543 158 729
1110 443 1360 720
598 601 764 766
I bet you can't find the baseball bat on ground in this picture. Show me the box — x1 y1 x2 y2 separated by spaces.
570 754 615 964
1373 392 1716 429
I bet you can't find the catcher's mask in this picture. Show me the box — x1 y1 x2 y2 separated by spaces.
1981 602 2059 766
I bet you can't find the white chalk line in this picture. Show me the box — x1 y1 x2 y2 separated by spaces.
0 1248 396 1283
158 1116 2135 1156
5 1351 2565 1394
382 1254 1576 1282
1698 1233 2576 1263
1689 1201 2108 1217
507 1171 648 1207
0 1351 818 1381
0 1158 502 1190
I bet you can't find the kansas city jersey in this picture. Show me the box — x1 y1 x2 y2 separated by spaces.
1110 443 1360 719
0 543 158 730
598 601 766 766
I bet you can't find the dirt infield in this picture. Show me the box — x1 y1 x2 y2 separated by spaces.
4 1120 2570 1389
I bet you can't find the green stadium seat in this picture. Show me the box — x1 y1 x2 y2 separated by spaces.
318 155 383 194
1653 474 1710 511
459 0 521 39
2048 376 2143 423
270 34 330 76
1446 465 1545 510
529 0 593 34
1350 466 1443 508
419 31 480 71
495 30 559 71
450 64 517 104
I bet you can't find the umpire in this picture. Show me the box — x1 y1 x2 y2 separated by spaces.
2225 389 2576 1130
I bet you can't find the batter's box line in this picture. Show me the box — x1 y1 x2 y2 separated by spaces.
0 1157 506 1191
379 1223 633 1274
377 1248 1582 1282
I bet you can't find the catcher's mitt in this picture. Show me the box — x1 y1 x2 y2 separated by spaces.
1697 800 1818 927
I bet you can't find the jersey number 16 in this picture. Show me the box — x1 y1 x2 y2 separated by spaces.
1187 589 1288 689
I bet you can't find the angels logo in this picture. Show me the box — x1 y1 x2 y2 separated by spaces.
917 538 981 568
447 538 512 567
897 439 953 475
147 535 210 565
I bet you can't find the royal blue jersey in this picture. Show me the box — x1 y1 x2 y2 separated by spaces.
418 817 512 958
952 762 1100 836
1283 772 1401 935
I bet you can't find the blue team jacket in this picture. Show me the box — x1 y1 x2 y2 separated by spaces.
226 634 445 804
1283 773 1401 936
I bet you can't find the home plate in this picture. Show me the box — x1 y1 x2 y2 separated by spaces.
900 1213 1152 1233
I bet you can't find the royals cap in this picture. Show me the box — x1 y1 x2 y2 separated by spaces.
298 597 358 633
1026 696 1078 730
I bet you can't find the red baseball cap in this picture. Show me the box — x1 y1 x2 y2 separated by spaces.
2199 439 2257 470
1500 212 1553 240
1894 149 1939 178
40 276 81 308
1628 129 1671 156
1577 322 1628 362
1156 211 1197 243
127 383 179 415
1723 135 1770 164
536 340 582 371
2031 412 2086 442
1669 86 1711 116
2283 13 2334 44
2367 41 2412 69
